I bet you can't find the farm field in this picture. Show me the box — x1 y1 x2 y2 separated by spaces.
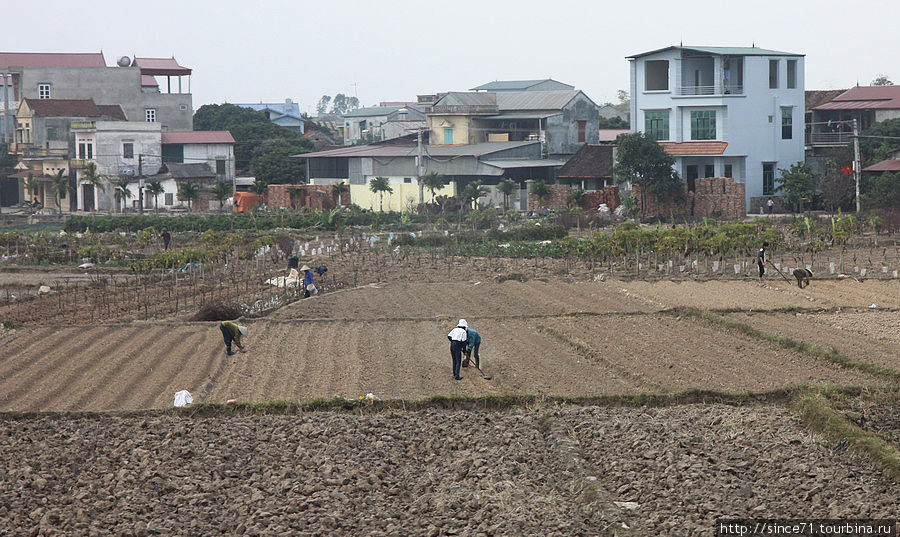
1 405 896 537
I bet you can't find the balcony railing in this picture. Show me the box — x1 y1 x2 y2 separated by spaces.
428 104 498 115
805 131 853 147
23 147 69 159
676 85 744 96
70 121 95 129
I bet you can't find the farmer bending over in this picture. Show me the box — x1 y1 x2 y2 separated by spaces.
447 319 469 381
463 324 482 369
219 321 247 356
793 268 813 289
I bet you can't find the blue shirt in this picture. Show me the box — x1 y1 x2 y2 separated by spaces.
466 328 481 351
303 270 314 287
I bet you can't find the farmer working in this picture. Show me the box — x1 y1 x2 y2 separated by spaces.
793 268 813 289
301 265 315 298
463 324 482 369
757 242 768 283
447 319 469 381
219 321 247 356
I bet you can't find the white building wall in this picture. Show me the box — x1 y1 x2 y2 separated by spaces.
182 143 235 183
629 49 805 210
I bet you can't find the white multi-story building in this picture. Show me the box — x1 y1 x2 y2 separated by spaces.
628 45 805 209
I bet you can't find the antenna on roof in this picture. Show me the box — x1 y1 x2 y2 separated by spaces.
752 41 755 48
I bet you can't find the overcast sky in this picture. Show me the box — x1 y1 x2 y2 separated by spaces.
9 0 899 114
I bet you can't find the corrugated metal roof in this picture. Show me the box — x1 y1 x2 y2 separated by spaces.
343 106 401 118
805 89 846 110
628 46 802 59
470 79 574 91
162 131 235 144
0 52 106 68
496 91 584 111
433 93 496 107
480 112 562 120
862 159 900 172
298 140 539 159
812 86 900 111
482 159 566 169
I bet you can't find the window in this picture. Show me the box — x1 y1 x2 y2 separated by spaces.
443 128 453 145
216 159 225 175
705 165 715 178
724 164 733 178
77 140 93 159
123 142 134 159
145 109 157 122
781 107 792 140
165 193 174 206
690 110 716 140
38 84 51 99
686 165 698 192
644 110 669 141
763 163 775 195
786 60 797 89
768 60 779 89
645 60 669 91
46 126 60 141
577 120 586 143
403 177 412 184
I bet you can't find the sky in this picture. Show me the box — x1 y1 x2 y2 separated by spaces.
6 0 899 114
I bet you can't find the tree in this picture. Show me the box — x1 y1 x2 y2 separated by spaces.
112 177 133 213
860 171 900 210
210 182 234 211
332 181 349 207
460 180 489 209
530 180 550 211
817 160 854 214
613 132 683 216
145 181 165 213
775 162 816 213
859 118 900 165
177 182 201 211
497 178 517 210
80 161 106 213
316 95 332 116
420 172 447 203
249 140 310 184
597 116 629 129
0 143 16 211
369 176 393 212
872 74 893 86
249 180 269 197
24 172 40 205
329 93 360 115
48 169 72 215
568 188 587 209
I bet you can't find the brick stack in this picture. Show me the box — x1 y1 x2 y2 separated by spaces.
633 177 745 218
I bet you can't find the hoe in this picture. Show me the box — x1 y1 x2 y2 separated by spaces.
464 353 492 380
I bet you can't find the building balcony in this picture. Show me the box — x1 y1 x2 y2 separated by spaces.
70 121 96 130
676 85 743 96
805 131 853 147
23 147 70 159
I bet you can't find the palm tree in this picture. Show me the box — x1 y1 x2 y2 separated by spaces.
497 178 517 210
112 177 133 213
568 188 587 209
249 180 268 199
331 181 349 207
531 180 550 212
49 169 72 215
210 182 234 211
24 172 40 206
420 172 446 203
177 181 201 211
461 180 489 210
369 176 393 212
145 181 165 213
79 162 106 213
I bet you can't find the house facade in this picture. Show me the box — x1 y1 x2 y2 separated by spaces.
427 90 600 157
161 131 235 184
628 45 805 210
233 99 305 133
342 106 403 145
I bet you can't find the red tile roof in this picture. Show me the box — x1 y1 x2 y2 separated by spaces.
0 52 106 68
813 86 900 111
131 57 191 76
24 98 101 117
659 141 728 155
162 131 234 144
862 159 900 172
598 129 629 142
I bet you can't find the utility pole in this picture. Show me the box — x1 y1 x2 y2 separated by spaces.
416 128 425 205
138 153 144 214
1 69 9 144
852 119 861 213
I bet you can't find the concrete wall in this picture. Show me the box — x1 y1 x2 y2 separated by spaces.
19 67 192 130
182 143 235 184
347 179 456 212
268 184 347 210
545 93 600 156
876 109 900 122
428 115 473 145
630 50 805 210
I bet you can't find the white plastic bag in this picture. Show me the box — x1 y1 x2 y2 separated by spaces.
173 390 193 407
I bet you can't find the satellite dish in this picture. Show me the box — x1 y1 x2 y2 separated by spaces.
117 56 131 67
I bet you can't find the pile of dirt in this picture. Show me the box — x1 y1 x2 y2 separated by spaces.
1 405 895 536
193 301 243 321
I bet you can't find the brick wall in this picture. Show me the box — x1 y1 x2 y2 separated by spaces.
528 184 619 212
632 177 745 218
268 184 349 210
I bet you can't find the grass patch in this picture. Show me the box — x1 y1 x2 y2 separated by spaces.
795 393 900 481
672 307 900 382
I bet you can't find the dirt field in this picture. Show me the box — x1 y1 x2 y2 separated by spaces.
1 404 895 537
0 312 884 412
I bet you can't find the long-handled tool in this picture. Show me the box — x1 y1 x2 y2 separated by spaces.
767 260 794 285
464 351 492 380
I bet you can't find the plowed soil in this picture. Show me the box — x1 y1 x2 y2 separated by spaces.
727 310 900 371
2 405 896 537
0 315 882 412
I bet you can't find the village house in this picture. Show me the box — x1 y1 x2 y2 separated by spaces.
628 45 806 211
233 99 305 133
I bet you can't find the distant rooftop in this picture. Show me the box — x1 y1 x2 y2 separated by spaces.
131 57 191 76
162 131 235 144
343 106 402 118
470 79 574 92
0 51 106 68
234 100 303 121
813 86 900 111
628 45 803 59
23 98 120 118
298 140 539 159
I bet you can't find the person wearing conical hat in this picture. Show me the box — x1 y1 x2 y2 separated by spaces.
301 265 315 298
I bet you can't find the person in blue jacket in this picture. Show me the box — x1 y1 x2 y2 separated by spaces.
463 324 481 369
301 265 315 298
